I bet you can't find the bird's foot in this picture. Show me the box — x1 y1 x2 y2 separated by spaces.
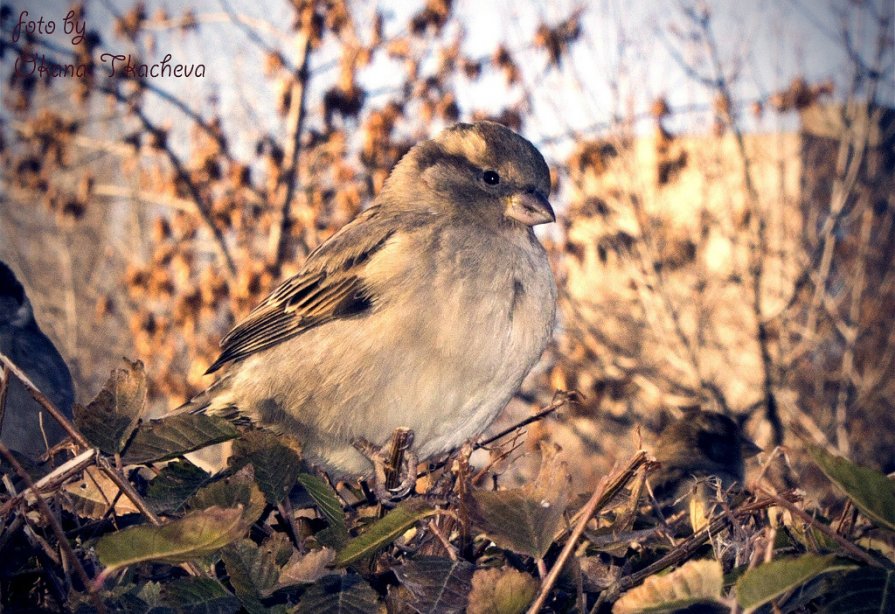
354 428 417 503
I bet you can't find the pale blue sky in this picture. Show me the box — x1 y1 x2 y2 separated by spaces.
3 0 891 165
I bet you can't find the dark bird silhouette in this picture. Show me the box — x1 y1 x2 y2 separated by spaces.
650 410 761 520
0 261 74 458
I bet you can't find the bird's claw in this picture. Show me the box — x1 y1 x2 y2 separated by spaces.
354 428 417 504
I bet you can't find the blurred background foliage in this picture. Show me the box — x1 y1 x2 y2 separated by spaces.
1 0 893 495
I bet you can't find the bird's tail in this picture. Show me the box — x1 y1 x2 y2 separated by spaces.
169 374 241 422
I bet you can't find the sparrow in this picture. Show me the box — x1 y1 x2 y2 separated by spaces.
182 121 557 480
0 261 75 458
649 410 761 520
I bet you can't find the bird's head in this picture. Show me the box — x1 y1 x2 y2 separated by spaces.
0 261 33 327
383 121 554 228
655 410 761 482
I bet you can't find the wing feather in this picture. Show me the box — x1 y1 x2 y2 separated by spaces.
205 206 401 373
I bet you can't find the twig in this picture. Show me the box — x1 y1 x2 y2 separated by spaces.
268 24 312 270
554 451 653 542
20 519 62 566
384 427 415 492
0 443 105 613
427 519 458 561
529 451 649 614
0 352 164 522
596 492 790 609
0 352 90 448
478 391 581 451
0 352 208 579
1 449 95 517
471 437 526 485
761 489 883 568
420 392 580 478
0 365 8 440
94 455 160 525
530 476 608 614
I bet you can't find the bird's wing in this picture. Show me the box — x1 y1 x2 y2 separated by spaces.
206 206 403 373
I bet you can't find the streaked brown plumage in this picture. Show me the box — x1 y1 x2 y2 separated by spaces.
650 410 761 513
180 122 557 478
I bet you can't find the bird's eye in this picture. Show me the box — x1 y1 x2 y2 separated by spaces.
483 170 500 185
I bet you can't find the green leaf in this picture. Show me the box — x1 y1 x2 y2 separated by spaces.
74 358 147 454
146 460 212 514
135 581 167 610
808 445 895 531
467 567 538 614
122 414 238 465
161 577 240 614
96 505 248 572
295 575 381 614
221 539 279 614
393 556 474 614
187 465 267 527
230 431 303 504
334 500 437 566
614 559 724 614
296 473 348 546
817 568 895 613
468 445 571 558
736 554 857 611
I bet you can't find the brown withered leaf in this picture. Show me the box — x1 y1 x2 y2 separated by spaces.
614 559 724 614
468 444 572 558
74 358 147 454
277 548 336 588
61 466 140 519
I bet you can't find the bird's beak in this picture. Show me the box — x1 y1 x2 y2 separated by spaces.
505 189 555 226
740 437 762 458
